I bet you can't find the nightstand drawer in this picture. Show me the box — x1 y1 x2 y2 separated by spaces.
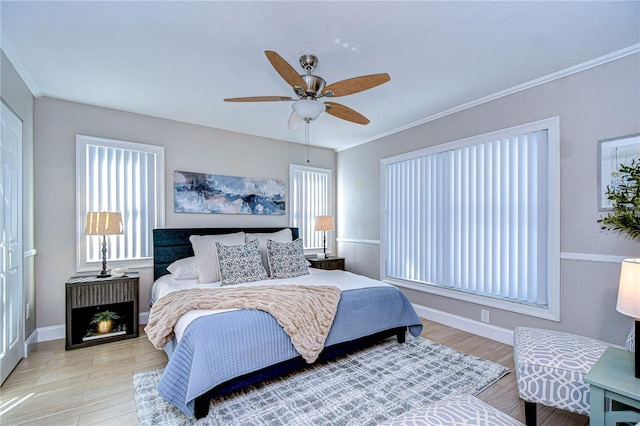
67 277 138 308
307 256 345 271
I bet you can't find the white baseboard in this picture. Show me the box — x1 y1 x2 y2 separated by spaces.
413 304 514 346
24 329 38 357
37 324 65 342
36 311 151 343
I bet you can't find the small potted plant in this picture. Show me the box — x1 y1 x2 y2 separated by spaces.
599 160 640 241
91 310 121 334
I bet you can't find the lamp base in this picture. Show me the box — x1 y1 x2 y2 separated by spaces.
98 235 110 279
317 253 326 260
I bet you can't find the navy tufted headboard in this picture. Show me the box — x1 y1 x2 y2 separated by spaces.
152 227 299 281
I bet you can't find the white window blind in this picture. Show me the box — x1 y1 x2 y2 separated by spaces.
382 118 559 318
289 164 332 251
76 135 165 271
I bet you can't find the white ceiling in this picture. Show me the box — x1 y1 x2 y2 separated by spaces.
2 1 639 151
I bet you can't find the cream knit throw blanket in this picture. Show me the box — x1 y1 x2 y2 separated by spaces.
145 285 341 363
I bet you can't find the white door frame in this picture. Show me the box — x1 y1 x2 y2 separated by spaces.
1 99 24 385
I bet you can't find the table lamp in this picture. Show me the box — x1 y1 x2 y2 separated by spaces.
314 215 335 260
85 211 123 278
617 258 640 378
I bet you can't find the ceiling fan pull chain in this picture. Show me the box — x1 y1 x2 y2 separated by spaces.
305 120 310 163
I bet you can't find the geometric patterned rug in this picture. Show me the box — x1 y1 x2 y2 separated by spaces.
133 336 509 426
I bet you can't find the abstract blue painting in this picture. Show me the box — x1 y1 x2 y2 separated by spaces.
174 171 286 215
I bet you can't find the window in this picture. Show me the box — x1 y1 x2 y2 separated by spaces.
381 118 559 320
289 164 332 252
76 135 165 271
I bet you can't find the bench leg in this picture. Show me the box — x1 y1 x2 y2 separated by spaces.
524 401 537 426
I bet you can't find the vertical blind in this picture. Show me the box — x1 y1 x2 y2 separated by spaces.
85 144 158 262
290 166 331 250
384 130 549 306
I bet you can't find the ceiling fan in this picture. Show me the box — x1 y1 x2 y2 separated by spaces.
224 51 390 129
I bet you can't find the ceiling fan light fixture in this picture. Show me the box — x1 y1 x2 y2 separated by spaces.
292 99 325 121
225 51 389 127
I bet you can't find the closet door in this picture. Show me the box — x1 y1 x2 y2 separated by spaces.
0 100 24 385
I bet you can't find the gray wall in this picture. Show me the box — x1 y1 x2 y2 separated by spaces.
337 53 640 345
1 50 36 338
34 97 336 328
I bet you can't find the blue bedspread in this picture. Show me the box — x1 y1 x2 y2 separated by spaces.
157 286 423 418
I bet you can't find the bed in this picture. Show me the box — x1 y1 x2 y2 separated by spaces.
148 227 423 419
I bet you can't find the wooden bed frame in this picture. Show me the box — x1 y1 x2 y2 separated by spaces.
152 227 406 419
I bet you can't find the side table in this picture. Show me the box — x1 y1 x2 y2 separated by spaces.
65 273 139 350
584 346 640 425
306 256 345 271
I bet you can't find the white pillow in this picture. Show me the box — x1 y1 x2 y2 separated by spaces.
245 228 292 275
189 232 246 283
166 256 198 280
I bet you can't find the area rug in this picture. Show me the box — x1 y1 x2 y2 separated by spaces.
134 336 509 426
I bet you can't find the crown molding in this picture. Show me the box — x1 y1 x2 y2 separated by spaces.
338 44 640 152
1 36 42 97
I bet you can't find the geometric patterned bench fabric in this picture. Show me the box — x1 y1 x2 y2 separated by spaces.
513 326 622 416
377 394 524 426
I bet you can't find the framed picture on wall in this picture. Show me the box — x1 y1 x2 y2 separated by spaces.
173 170 286 215
598 133 640 210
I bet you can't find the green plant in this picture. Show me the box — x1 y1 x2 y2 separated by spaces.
90 310 120 324
598 161 640 241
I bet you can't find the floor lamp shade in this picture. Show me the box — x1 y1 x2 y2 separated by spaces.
85 212 123 277
617 258 640 378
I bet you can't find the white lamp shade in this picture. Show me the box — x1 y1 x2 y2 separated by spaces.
85 212 123 236
314 215 335 232
292 99 325 121
617 258 640 318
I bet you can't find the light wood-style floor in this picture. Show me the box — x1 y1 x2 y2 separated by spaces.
1 319 588 425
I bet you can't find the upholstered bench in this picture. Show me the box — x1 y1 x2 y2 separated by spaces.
513 326 625 425
378 394 524 426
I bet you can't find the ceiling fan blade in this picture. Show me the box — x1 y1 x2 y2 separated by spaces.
323 73 390 97
324 102 370 125
224 96 294 102
288 110 303 130
264 51 307 92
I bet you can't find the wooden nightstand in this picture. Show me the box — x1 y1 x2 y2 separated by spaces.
307 256 345 271
65 273 139 350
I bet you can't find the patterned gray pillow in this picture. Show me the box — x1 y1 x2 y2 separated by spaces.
267 238 309 279
215 239 268 286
